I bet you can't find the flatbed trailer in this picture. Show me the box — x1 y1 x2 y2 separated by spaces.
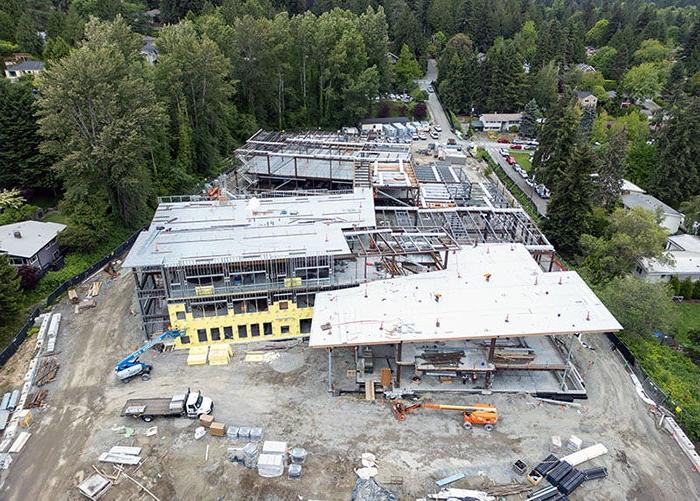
120 390 213 422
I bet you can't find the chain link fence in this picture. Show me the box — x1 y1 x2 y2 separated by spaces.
0 229 142 367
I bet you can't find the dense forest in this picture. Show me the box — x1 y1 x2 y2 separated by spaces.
0 0 698 308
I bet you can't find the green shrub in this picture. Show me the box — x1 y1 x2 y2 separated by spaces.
693 280 700 300
669 275 681 295
680 278 694 299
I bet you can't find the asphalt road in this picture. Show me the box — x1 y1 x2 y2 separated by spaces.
418 59 549 216
483 145 549 216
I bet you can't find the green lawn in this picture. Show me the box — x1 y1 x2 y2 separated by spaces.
675 302 700 347
42 211 68 225
509 151 533 172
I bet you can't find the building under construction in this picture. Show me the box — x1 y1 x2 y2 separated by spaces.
122 130 620 395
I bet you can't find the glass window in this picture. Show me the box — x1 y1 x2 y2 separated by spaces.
224 326 233 339
197 329 207 342
300 319 312 334
281 325 290 334
279 301 288 310
180 335 190 344
263 322 272 336
251 324 260 337
176 311 186 320
238 325 247 338
211 328 221 341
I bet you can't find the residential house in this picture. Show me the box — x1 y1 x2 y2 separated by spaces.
621 180 684 234
635 234 700 284
479 113 522 132
639 99 662 120
575 63 596 73
4 60 45 82
0 221 66 271
575 91 598 108
141 36 158 64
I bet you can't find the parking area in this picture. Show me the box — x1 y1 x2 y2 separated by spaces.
1 269 699 500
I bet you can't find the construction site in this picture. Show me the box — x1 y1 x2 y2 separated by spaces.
0 130 698 500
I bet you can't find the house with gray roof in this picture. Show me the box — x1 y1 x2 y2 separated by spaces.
0 221 66 270
4 60 45 82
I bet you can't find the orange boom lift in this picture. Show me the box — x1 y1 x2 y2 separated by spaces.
390 401 498 431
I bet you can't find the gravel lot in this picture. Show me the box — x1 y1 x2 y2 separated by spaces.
0 270 698 500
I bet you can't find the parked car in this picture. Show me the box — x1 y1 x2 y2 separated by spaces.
526 178 536 188
519 170 528 179
510 144 523 150
434 125 442 132
447 138 456 145
412 134 419 141
505 156 516 165
427 85 434 93
418 133 428 140
499 149 509 157
497 137 509 144
430 131 439 139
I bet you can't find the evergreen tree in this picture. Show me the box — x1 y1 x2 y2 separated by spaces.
393 44 422 91
15 13 42 54
543 143 595 257
481 37 526 112
683 22 700 76
594 127 627 209
0 79 52 191
437 34 479 114
0 254 21 329
579 106 597 140
650 96 700 208
532 95 580 190
520 99 540 139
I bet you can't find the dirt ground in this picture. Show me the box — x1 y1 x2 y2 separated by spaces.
0 270 699 501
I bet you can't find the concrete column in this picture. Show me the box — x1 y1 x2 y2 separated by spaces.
484 338 497 389
396 343 402 388
327 348 334 393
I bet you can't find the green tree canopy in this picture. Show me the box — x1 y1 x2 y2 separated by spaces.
598 276 676 339
0 254 21 329
37 16 165 228
580 207 670 283
393 44 422 91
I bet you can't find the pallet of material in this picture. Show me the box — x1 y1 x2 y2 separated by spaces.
208 345 233 366
35 358 60 386
8 432 31 453
98 452 141 465
24 389 48 409
68 288 80 304
187 346 209 366
76 299 97 312
78 473 112 500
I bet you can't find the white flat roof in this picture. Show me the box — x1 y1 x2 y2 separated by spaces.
309 243 621 348
0 221 66 258
123 189 374 268
641 235 700 275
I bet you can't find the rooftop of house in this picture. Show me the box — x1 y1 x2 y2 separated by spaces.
621 179 646 194
309 243 622 348
575 90 594 99
6 60 45 72
621 191 682 218
0 221 66 258
478 113 522 122
640 235 700 275
122 188 376 269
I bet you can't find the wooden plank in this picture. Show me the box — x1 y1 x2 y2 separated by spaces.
380 368 392 388
109 446 142 456
365 382 375 401
99 452 141 465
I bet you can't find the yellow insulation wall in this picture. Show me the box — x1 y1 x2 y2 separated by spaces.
168 300 313 348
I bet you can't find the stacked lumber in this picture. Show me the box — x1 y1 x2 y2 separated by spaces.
87 281 102 298
24 389 48 408
35 358 59 386
493 350 536 364
68 288 80 304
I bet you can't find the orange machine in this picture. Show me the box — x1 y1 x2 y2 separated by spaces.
390 401 498 431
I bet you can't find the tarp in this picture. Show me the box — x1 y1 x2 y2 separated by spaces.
351 478 398 501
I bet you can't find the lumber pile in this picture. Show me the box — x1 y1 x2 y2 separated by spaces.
493 349 536 364
87 281 102 298
419 350 463 367
35 358 59 386
24 389 48 409
68 288 80 304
